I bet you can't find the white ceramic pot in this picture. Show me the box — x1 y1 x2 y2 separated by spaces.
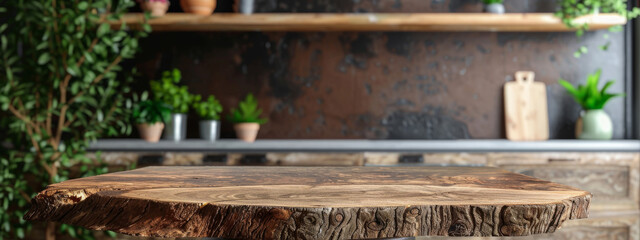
575 109 613 140
484 3 505 14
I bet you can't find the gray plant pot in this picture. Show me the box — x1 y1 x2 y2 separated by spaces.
235 0 254 15
484 3 505 14
199 120 221 142
164 113 188 141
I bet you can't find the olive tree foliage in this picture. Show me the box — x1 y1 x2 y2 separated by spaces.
0 0 149 239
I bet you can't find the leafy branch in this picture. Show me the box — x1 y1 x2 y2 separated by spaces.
555 0 640 57
0 1 150 239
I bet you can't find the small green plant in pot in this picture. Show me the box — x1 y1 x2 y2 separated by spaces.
228 94 267 142
151 69 198 141
559 69 624 140
482 0 504 14
132 100 173 142
193 95 224 141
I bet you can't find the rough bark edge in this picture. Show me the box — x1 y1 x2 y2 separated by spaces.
24 190 590 239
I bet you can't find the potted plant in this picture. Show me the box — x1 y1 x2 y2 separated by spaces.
482 0 505 14
0 1 150 238
228 94 267 142
133 100 172 142
193 95 224 141
137 0 170 17
180 0 217 15
151 69 198 141
559 69 624 140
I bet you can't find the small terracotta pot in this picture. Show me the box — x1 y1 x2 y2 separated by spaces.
180 0 217 15
234 123 260 143
137 122 165 143
139 1 170 17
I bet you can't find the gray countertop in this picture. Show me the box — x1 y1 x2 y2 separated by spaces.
89 139 640 153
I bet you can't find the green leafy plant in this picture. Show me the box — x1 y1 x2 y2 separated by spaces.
555 0 640 57
132 100 172 124
193 95 223 120
228 94 267 124
0 0 149 239
150 69 197 114
482 0 503 4
559 69 625 110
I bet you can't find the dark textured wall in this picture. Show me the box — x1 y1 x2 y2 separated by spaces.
131 0 628 139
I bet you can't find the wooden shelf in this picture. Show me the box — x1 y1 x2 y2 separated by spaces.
88 139 640 153
111 13 626 32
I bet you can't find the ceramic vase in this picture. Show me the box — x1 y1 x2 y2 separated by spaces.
483 3 505 14
234 123 260 143
180 0 217 15
575 110 613 140
137 122 165 142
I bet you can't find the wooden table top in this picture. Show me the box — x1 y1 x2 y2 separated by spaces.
25 166 590 239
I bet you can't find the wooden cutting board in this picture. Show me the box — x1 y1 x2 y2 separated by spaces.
504 71 549 141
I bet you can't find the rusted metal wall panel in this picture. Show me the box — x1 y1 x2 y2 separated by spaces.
132 0 628 139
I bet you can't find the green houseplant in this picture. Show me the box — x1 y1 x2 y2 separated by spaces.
150 68 197 141
556 0 640 57
0 0 149 239
193 95 223 141
559 69 624 139
132 100 172 142
228 94 267 142
482 0 505 14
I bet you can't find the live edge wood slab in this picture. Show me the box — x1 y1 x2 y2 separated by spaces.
25 167 590 239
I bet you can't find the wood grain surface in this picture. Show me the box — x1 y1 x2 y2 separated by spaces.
25 167 590 239
110 13 626 32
